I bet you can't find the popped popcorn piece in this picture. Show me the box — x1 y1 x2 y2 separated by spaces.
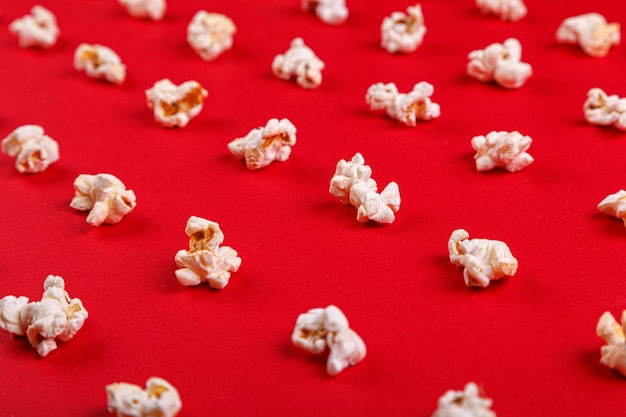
432 382 496 417
381 4 426 54
476 0 527 22
365 81 441 126
1 125 59 173
174 216 241 289
187 11 236 61
329 153 377 205
106 377 182 417
74 43 127 85
70 173 137 226
0 275 88 357
448 229 518 288
471 130 534 172
556 13 620 58
302 0 348 25
597 310 626 376
227 118 297 170
598 190 626 227
272 38 325 89
467 38 532 89
583 88 626 131
292 305 366 376
145 79 208 128
119 0 166 20
9 5 59 49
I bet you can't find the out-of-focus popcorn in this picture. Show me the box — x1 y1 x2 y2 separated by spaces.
175 216 241 289
467 38 532 89
292 305 366 376
329 153 377 205
471 130 534 172
432 382 496 417
556 13 620 58
228 118 296 170
1 125 59 173
583 88 626 131
9 5 59 49
597 310 626 376
187 11 236 61
70 173 137 226
476 0 527 22
106 377 182 417
145 79 208 128
598 190 626 227
119 0 166 21
365 81 440 126
74 43 127 85
302 0 348 25
272 37 325 89
0 275 88 357
448 229 518 288
381 4 426 54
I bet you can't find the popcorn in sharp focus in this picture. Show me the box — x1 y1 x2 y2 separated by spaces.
476 0 527 22
471 130 534 172
187 11 236 61
329 153 377 205
74 43 127 85
302 0 348 25
597 311 626 376
1 125 59 173
366 81 440 126
0 275 88 357
106 377 182 417
583 88 626 131
119 0 166 20
292 305 366 376
9 5 59 49
448 229 518 288
145 79 208 128
272 37 325 89
467 38 532 89
381 4 426 54
227 118 297 170
598 190 626 227
174 216 241 289
556 13 620 58
70 173 137 226
432 382 496 417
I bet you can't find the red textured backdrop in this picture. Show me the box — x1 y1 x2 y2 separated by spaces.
1 0 626 416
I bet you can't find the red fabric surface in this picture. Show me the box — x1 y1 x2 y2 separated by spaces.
1 0 626 416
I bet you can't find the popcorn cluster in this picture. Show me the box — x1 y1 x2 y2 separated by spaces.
365 81 441 126
598 190 626 227
9 5 59 49
187 11 236 61
106 377 182 417
556 13 620 58
583 88 626 131
228 118 297 170
301 0 348 25
70 173 137 226
145 79 208 128
432 382 496 417
272 38 325 89
467 38 532 89
1 125 59 174
471 130 534 172
381 4 427 54
119 0 166 21
74 43 127 85
476 0 527 22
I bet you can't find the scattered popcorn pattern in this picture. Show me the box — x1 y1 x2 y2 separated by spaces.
432 382 496 417
70 173 137 226
583 88 626 131
174 216 241 289
448 229 518 288
187 11 236 61
556 13 620 58
467 38 532 89
302 0 348 25
145 79 208 128
292 305 366 376
366 81 441 126
0 275 88 357
119 0 166 20
106 377 182 417
471 130 534 172
272 37 325 89
1 124 59 173
597 311 626 376
476 0 527 22
74 43 127 85
381 4 426 54
228 118 297 170
9 5 59 49
598 190 626 227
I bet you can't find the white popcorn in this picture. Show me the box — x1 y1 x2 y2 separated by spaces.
471 130 534 172
292 305 366 376
329 153 377 205
365 81 441 126
448 229 518 288
556 13 620 58
381 4 426 54
106 377 182 417
119 0 166 21
227 118 297 170
476 0 527 22
0 275 88 357
432 382 496 417
9 5 59 49
467 38 532 89
597 311 626 376
583 88 626 131
174 216 241 289
70 173 137 226
145 79 208 128
187 11 236 61
272 37 325 89
302 0 348 25
598 190 626 227
74 43 127 85
1 125 59 174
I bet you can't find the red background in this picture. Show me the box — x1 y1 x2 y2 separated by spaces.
1 0 626 416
